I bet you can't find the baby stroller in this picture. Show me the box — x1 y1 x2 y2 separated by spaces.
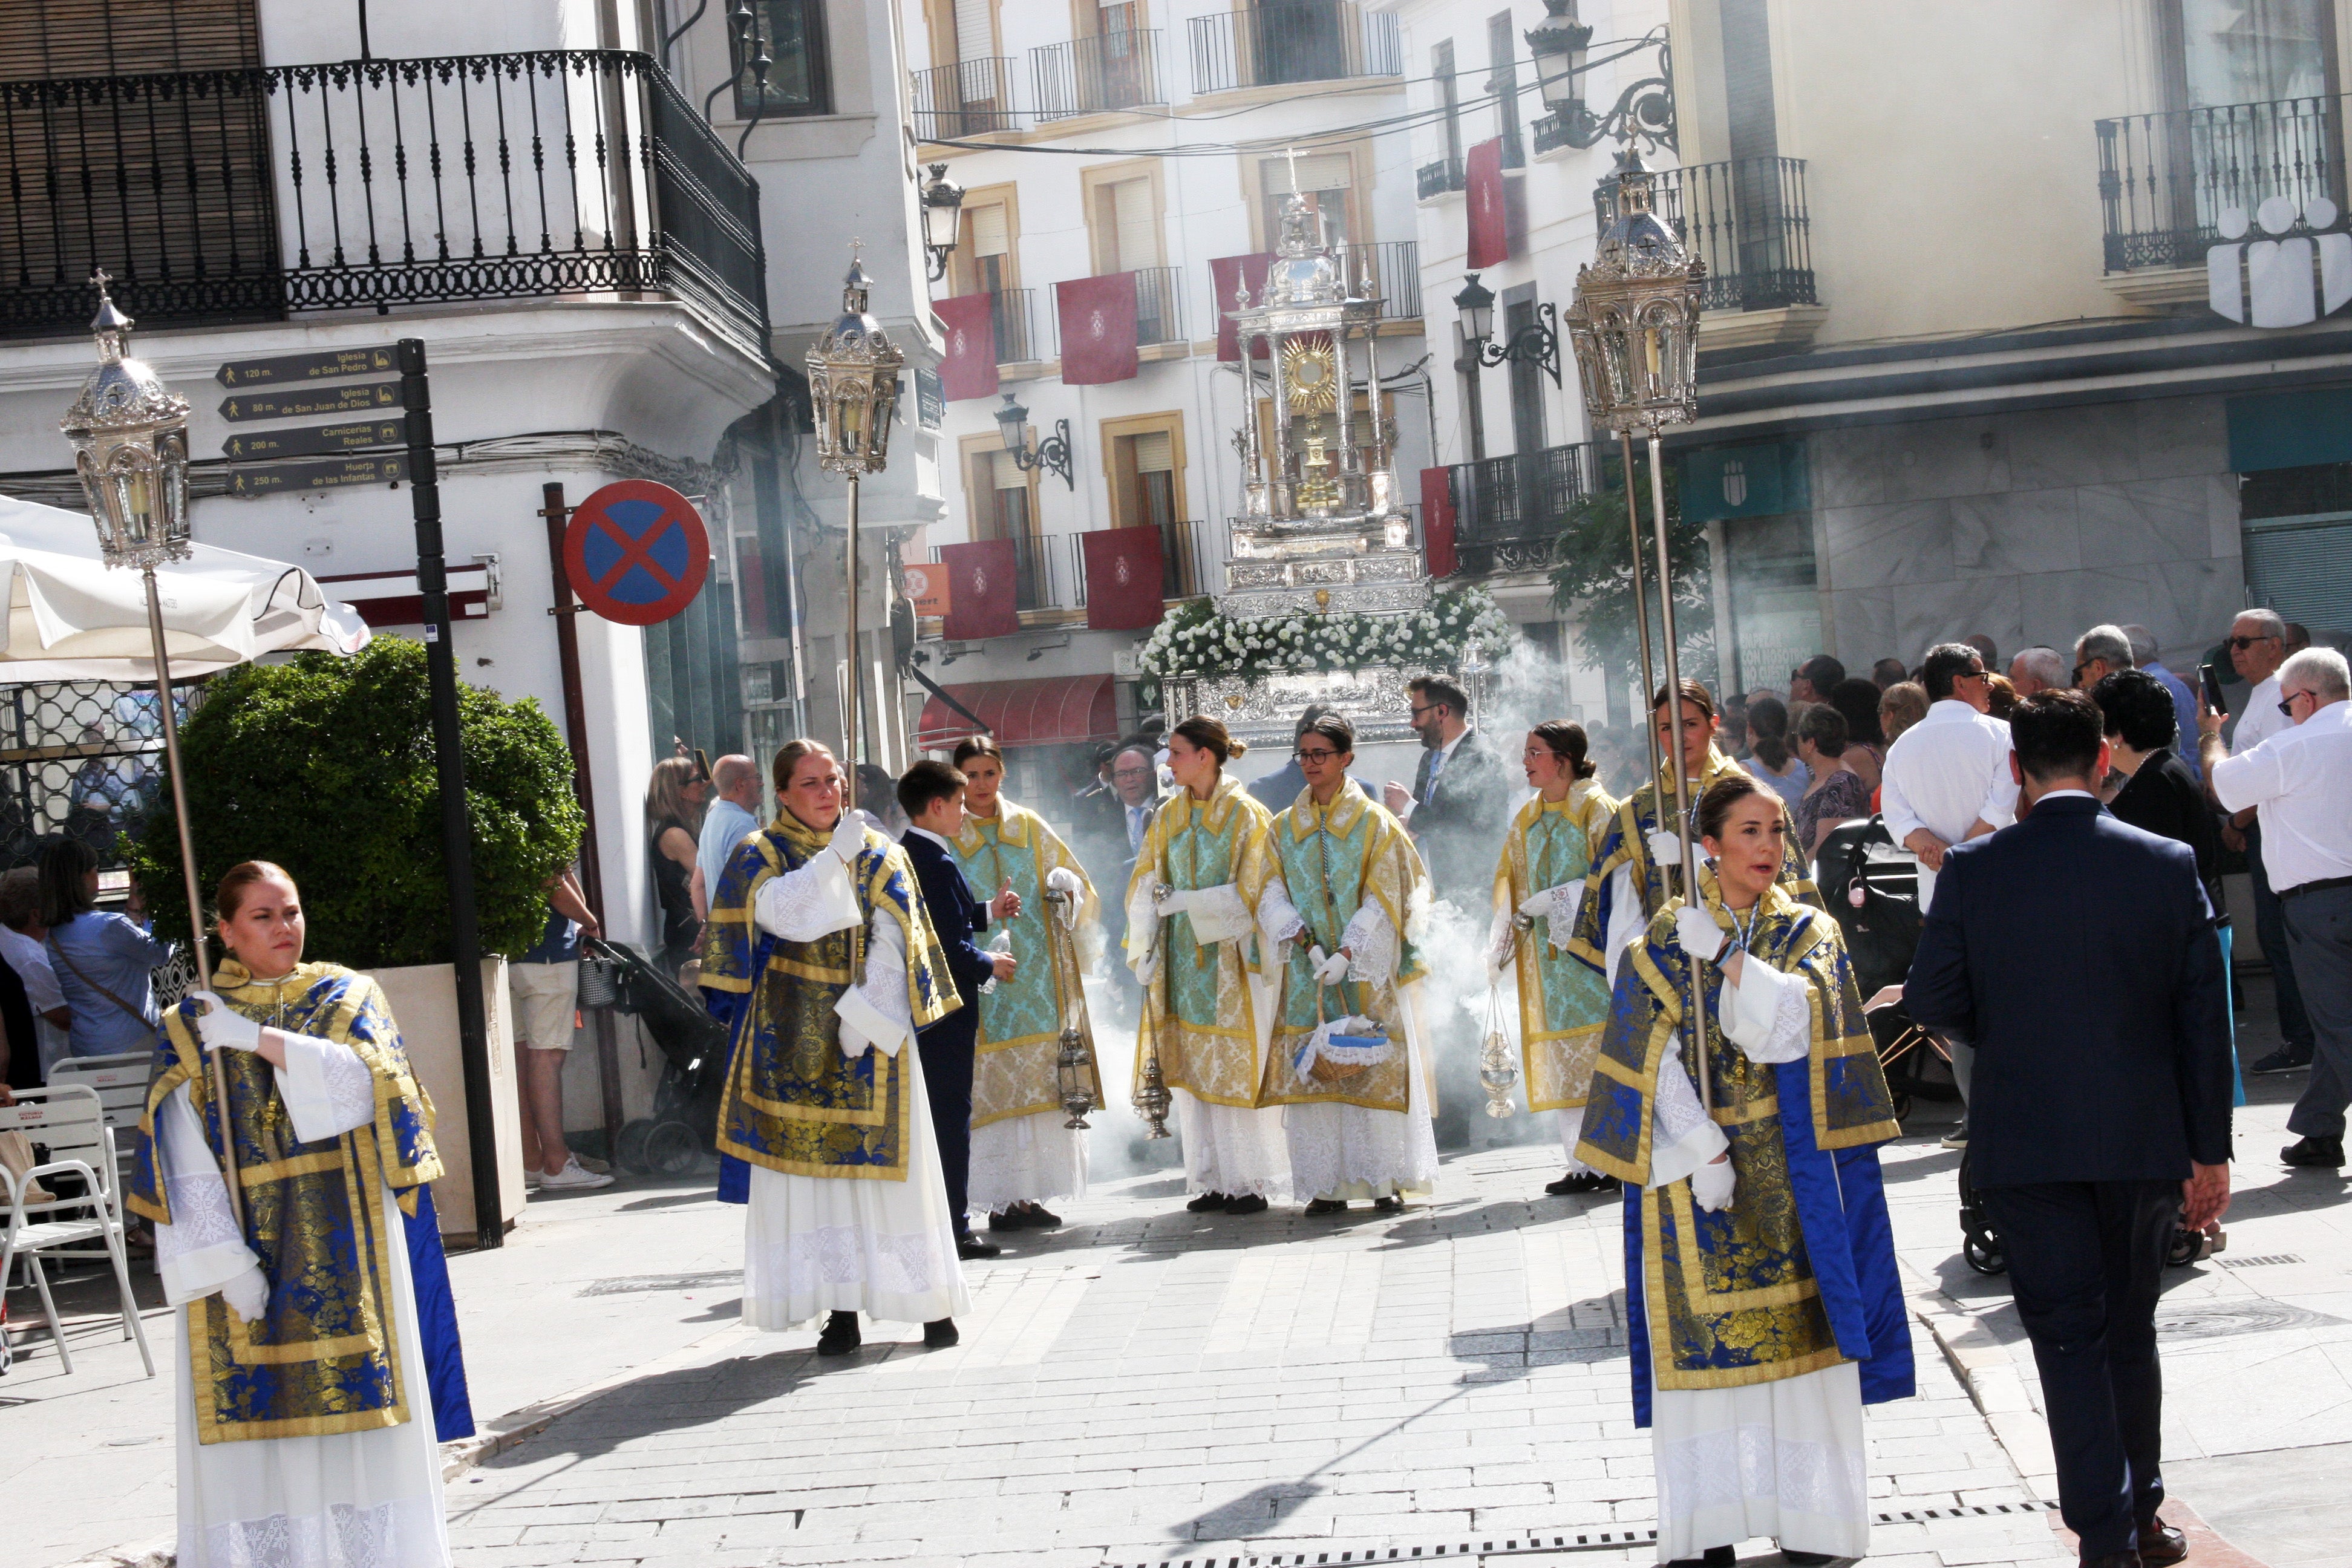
578 936 730 1177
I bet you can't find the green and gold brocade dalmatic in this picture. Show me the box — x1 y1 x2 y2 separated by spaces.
1492 779 1617 1112
1575 886 1901 1397
1126 776 1276 1107
950 800 1104 1127
701 812 956 1180
125 960 441 1445
1259 780 1426 1114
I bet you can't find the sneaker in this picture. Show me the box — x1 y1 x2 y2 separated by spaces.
2252 1047 2314 1075
1940 1131 1968 1151
538 1158 615 1190
524 1168 544 1190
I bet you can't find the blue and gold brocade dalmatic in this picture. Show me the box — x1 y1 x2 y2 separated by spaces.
1260 780 1426 1114
1566 747 1821 976
951 800 1104 1126
1125 776 1276 1107
1492 779 1616 1111
1573 886 1913 1426
126 960 442 1445
699 812 956 1180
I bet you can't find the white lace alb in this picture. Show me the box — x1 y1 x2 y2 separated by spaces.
1338 901 1396 979
192 1498 444 1568
782 1223 936 1296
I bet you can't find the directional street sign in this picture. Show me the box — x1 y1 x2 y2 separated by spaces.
225 453 408 497
215 347 397 387
220 381 400 422
563 480 710 627
221 417 405 462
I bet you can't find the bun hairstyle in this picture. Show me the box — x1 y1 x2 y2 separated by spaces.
215 860 296 926
952 736 1004 770
1529 719 1597 780
1172 715 1246 763
771 737 837 792
1301 713 1355 754
1745 695 1792 770
1696 773 1767 844
1649 676 1717 719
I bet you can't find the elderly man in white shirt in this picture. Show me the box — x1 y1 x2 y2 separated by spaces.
2203 646 2352 1169
2219 607 2317 1076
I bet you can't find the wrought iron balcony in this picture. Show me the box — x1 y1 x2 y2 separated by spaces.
1446 441 1602 575
1067 520 1211 607
1134 265 1185 347
988 287 1049 364
1417 157 1465 199
0 51 769 354
1341 240 1420 319
1032 30 1163 120
1187 1 1400 96
933 535 1066 616
1595 156 1817 313
2097 94 2347 271
912 57 1020 140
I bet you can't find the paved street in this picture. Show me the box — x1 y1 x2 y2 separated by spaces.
12 980 2347 1568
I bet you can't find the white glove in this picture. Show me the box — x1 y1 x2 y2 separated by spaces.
1315 948 1351 985
192 992 263 1053
1154 886 1192 916
1690 1154 1735 1212
1673 906 1726 964
1134 944 1160 987
1045 865 1083 904
829 813 867 866
1517 890 1551 918
1307 943 1330 975
220 1262 269 1324
1647 830 1686 869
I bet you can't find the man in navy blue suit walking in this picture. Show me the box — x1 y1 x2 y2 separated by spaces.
1907 689 2233 1568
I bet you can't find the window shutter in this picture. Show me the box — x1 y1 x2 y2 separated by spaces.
992 450 1027 488
0 0 260 79
971 203 1010 257
1131 430 1174 472
954 0 993 63
1264 153 1353 194
1111 178 1157 270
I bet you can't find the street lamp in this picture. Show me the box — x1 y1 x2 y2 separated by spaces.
1454 274 1563 388
59 268 242 1227
920 163 965 282
805 249 904 809
1524 8 1677 153
992 393 1074 490
1560 149 1712 1101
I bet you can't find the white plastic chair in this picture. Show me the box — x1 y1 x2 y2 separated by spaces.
0 1083 155 1376
44 1051 154 1191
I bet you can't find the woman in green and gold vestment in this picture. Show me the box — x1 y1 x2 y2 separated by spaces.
948 736 1103 1230
1485 721 1619 1198
1259 714 1437 1214
128 861 472 1568
1574 776 1911 1566
1123 716 1292 1214
699 739 969 1356
1567 679 1820 993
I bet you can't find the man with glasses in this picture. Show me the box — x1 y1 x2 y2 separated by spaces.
1382 675 1512 912
2205 647 2352 1167
2219 609 2317 1076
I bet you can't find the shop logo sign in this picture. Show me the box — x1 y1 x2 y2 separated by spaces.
2209 195 2352 328
1721 459 1747 509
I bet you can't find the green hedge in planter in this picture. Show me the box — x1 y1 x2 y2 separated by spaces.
128 637 584 969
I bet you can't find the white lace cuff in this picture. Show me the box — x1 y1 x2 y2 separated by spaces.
1258 880 1307 950
1647 1048 1727 1189
755 851 861 943
1185 881 1254 944
1540 881 1586 951
1723 958 1814 1064
837 908 913 1057
154 1085 261 1304
1125 876 1161 967
275 1034 377 1145
1340 901 1396 979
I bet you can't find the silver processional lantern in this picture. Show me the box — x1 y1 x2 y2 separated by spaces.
805 249 904 809
61 269 244 1227
1561 151 1715 1102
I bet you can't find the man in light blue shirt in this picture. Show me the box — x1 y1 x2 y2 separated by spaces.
694 753 763 918
2125 624 2202 783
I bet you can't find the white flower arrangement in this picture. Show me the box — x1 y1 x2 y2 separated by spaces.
1137 584 1515 681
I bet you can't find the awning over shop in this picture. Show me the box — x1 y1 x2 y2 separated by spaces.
915 674 1118 751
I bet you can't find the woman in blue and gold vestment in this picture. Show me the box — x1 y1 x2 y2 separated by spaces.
1259 714 1437 1214
701 739 969 1356
1575 776 1910 1567
1124 716 1292 1214
128 861 472 1568
947 737 1103 1230
1567 680 1819 992
1487 721 1618 1197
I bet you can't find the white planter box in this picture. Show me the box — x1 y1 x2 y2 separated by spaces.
368 957 524 1244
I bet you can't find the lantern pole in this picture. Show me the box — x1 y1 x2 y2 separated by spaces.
843 469 861 811
1621 433 1664 788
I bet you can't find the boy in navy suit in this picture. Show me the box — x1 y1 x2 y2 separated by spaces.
897 759 1019 1259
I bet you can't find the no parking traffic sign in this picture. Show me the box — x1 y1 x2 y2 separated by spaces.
563 480 711 627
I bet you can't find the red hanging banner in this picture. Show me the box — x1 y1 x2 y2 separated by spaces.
1466 139 1508 269
1420 466 1459 579
1210 252 1275 361
941 538 1021 641
1082 526 1166 631
1056 273 1141 385
935 293 1000 402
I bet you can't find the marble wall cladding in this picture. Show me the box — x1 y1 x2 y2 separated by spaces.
1805 394 2244 670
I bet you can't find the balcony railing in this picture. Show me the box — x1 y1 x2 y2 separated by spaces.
1596 157 1817 313
933 536 1070 617
1032 30 1163 120
1067 520 1213 607
0 51 769 353
912 57 1019 140
988 287 1048 363
1416 157 1464 198
1188 1 1400 96
1446 442 1601 573
2097 94 2347 271
1341 240 1420 319
1134 264 1184 346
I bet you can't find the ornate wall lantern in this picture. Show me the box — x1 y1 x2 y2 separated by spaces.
61 270 192 571
993 393 1074 489
920 163 966 282
1455 274 1563 388
1525 7 1676 153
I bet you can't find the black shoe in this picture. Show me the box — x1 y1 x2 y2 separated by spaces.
923 1318 959 1348
2252 1047 2314 1074
2078 1553 2144 1568
1224 1192 1269 1215
1544 1172 1583 1195
1186 1191 1226 1212
1022 1203 1062 1227
1304 1197 1349 1215
1372 1195 1403 1212
956 1234 1003 1259
1663 1549 1738 1568
987 1209 1027 1232
2135 1517 2187 1567
1782 1551 1835 1566
2282 1135 2345 1168
815 1310 860 1356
